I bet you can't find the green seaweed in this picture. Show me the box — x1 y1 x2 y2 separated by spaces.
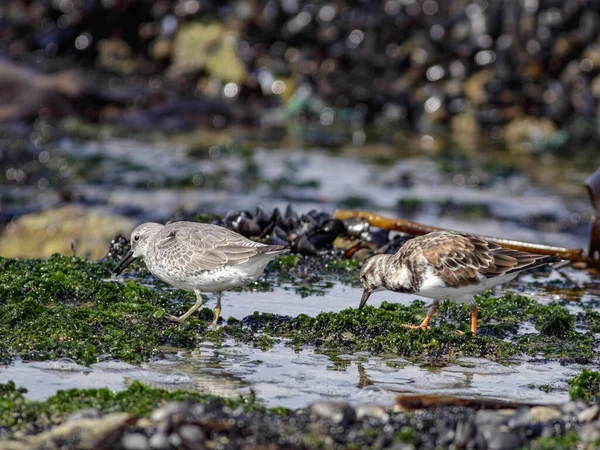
0 255 595 366
530 432 582 450
569 369 600 404
0 255 206 364
535 303 574 339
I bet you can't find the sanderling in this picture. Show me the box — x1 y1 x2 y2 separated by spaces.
358 231 558 334
113 221 288 328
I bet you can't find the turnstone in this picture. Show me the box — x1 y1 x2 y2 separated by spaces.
113 221 289 328
358 231 558 334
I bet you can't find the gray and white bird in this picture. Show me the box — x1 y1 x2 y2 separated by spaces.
359 231 558 334
113 221 289 328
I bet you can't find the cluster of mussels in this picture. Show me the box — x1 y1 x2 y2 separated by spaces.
22 397 600 450
216 205 407 258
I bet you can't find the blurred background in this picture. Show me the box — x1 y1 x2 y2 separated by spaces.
1 0 599 259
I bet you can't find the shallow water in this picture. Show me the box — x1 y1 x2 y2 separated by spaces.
0 340 583 408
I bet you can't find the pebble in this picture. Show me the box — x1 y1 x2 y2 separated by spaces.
151 402 185 422
559 400 588 415
67 408 103 422
486 430 524 450
148 431 170 450
577 405 600 423
178 424 206 446
579 423 600 443
309 401 356 425
436 427 455 446
453 418 475 447
530 406 563 423
121 432 150 450
474 410 510 427
507 407 532 429
355 404 389 423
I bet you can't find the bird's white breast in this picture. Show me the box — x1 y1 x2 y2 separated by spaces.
415 265 519 304
144 250 276 293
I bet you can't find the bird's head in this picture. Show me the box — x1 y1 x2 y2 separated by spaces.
113 222 162 275
358 254 389 309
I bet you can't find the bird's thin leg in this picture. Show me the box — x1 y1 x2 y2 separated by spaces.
403 301 439 330
470 304 477 335
167 290 204 324
456 302 478 335
212 292 222 329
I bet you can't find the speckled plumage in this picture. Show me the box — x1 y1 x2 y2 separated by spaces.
113 221 288 327
359 231 558 334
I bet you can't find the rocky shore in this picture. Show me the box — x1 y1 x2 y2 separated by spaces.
3 377 600 450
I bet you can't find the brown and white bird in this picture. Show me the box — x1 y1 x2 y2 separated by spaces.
359 231 558 334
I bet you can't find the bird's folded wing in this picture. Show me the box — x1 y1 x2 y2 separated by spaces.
156 223 272 271
402 232 548 288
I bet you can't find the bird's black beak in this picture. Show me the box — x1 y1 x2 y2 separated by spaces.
113 249 136 275
359 288 371 309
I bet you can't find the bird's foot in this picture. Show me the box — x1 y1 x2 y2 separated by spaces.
455 329 477 336
402 323 431 331
211 307 221 330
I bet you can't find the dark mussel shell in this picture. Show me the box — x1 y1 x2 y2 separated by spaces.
236 216 262 237
291 218 346 255
321 218 345 237
291 234 318 255
254 205 271 230
106 234 129 260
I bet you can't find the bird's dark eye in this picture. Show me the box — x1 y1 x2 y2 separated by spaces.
133 235 140 242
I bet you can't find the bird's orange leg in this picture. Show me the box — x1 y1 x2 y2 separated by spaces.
471 304 477 335
403 302 438 330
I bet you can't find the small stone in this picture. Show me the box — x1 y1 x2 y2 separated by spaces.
453 418 475 447
436 427 455 446
309 401 356 425
67 408 103 422
187 403 206 420
530 406 562 423
121 433 149 450
149 431 170 449
525 423 543 439
577 405 600 423
475 410 510 427
486 430 523 450
507 407 531 429
137 418 153 428
580 423 600 442
355 404 389 423
386 444 415 450
559 400 587 415
178 424 206 446
169 432 182 448
540 424 555 438
151 402 185 422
